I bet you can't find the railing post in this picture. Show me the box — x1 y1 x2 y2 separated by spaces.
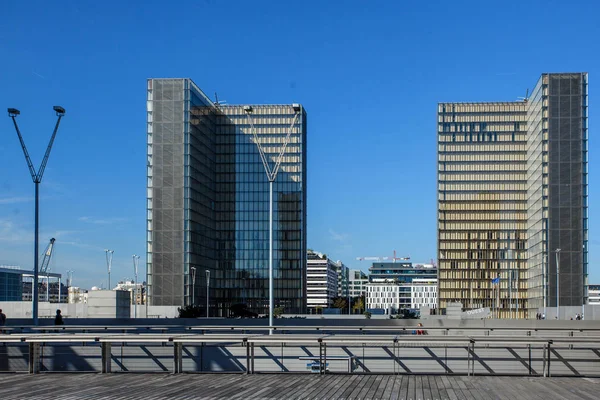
101 342 112 373
318 339 323 375
173 342 182 374
467 342 471 376
28 342 40 374
245 339 250 374
471 339 475 376
528 344 532 376
547 340 552 378
251 342 255 374
323 342 327 375
542 344 547 377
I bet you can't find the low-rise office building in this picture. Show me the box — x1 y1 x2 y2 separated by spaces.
366 262 437 314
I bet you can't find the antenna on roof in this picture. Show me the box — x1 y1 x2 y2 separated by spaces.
517 88 530 103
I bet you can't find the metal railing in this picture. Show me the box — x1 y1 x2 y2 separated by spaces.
2 332 600 377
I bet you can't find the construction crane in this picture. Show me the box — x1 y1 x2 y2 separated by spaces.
39 238 56 275
356 250 410 263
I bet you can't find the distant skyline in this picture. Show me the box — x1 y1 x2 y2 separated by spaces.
1 0 599 290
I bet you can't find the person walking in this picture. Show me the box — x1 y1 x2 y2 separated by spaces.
0 309 6 326
54 309 64 325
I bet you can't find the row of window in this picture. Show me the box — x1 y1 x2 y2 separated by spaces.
439 115 527 123
439 193 526 201
439 203 526 211
439 173 526 182
440 163 526 172
439 153 528 162
440 183 526 191
439 231 525 240
439 104 526 113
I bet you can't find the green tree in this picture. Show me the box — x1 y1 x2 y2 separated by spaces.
363 311 372 319
332 297 347 310
177 305 203 318
274 306 285 318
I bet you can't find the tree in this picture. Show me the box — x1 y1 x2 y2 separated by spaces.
363 311 372 319
177 305 203 318
274 306 285 318
353 297 365 314
332 297 347 310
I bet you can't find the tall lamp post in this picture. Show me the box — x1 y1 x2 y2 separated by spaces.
105 249 114 290
555 248 561 319
205 270 210 318
243 104 301 334
190 267 197 306
133 255 140 318
8 106 65 325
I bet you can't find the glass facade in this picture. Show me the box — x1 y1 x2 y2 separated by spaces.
147 79 307 315
527 73 588 311
438 73 588 318
437 102 528 318
0 271 23 301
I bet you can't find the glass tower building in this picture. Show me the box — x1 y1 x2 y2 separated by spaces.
146 78 307 315
437 73 588 318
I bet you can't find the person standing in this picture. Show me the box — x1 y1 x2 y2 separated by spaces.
54 309 64 325
0 309 6 326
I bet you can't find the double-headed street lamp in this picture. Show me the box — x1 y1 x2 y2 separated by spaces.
105 249 114 290
8 106 65 326
243 104 301 334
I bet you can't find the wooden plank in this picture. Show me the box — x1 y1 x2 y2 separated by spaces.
373 375 390 400
381 375 397 400
325 373 360 400
390 375 404 400
6 373 600 399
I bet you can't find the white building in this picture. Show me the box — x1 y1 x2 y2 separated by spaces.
589 285 600 305
366 282 400 313
68 287 88 304
306 251 338 312
410 278 438 309
113 280 146 305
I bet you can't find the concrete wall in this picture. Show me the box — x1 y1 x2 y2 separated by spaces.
87 291 130 319
0 302 86 319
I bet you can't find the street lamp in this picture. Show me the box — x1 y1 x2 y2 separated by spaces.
244 104 301 334
105 250 114 290
190 267 197 306
133 255 140 318
555 248 561 319
206 270 210 318
7 106 65 325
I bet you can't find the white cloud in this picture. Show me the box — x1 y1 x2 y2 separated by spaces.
0 196 33 204
329 228 349 242
78 216 127 225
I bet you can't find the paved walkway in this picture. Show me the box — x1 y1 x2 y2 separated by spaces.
0 373 598 399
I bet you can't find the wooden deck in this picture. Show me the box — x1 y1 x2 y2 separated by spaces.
0 374 599 399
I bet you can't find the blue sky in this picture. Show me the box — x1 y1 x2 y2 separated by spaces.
1 0 599 289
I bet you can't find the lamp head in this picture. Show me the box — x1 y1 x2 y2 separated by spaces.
292 103 301 112
53 106 65 116
243 105 253 114
8 108 20 117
